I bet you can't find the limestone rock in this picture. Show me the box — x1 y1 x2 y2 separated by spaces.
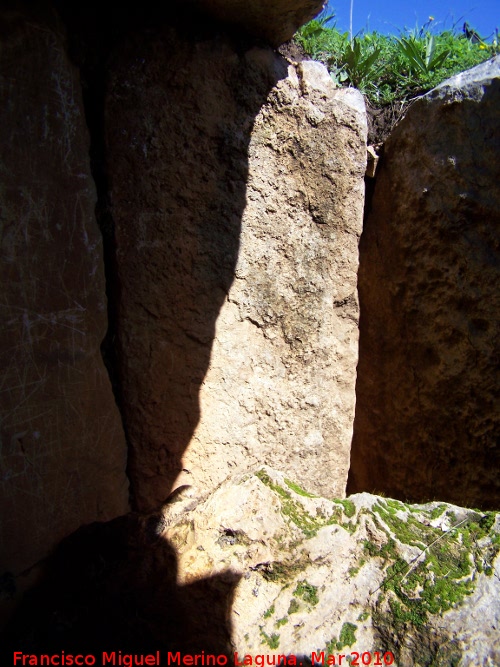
181 0 326 46
0 6 129 577
106 30 366 511
161 467 500 663
365 145 379 178
349 56 500 509
6 467 498 660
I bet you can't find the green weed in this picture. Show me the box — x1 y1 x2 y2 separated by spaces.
334 499 356 518
264 604 275 619
285 478 316 497
294 580 319 606
260 629 280 649
295 19 497 104
255 470 355 537
338 622 358 648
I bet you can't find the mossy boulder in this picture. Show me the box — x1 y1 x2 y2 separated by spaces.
161 466 500 664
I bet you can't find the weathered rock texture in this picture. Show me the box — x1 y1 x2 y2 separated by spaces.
183 69 366 502
160 468 500 664
106 31 366 510
182 0 326 46
2 508 240 655
0 6 129 577
349 57 500 509
5 468 499 662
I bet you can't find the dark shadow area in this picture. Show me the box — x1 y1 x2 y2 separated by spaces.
56 0 288 512
0 513 240 657
348 85 500 510
1 0 288 653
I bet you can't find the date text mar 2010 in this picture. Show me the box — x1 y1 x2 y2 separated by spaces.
12 651 395 667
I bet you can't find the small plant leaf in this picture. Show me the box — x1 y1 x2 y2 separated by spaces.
425 35 436 66
428 48 451 70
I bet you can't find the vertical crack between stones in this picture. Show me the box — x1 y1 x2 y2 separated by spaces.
57 6 134 502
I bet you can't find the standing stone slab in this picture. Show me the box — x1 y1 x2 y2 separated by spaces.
349 57 500 508
182 62 366 501
0 7 129 576
107 27 366 510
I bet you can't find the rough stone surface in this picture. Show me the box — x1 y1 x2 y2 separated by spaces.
181 0 326 46
349 57 500 509
0 6 129 577
7 468 499 661
106 32 366 511
159 468 500 664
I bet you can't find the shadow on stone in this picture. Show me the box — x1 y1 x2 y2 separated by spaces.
0 1 287 653
348 71 500 510
1 514 240 656
59 2 289 512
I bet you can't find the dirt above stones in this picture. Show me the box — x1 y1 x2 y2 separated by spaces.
365 97 414 146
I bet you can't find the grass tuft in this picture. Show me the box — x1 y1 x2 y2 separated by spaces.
295 17 498 105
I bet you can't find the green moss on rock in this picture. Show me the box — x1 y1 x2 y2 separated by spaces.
334 499 356 518
338 622 357 648
263 604 275 619
255 469 357 538
260 629 280 649
285 478 316 497
293 580 319 606
255 469 321 537
370 506 500 631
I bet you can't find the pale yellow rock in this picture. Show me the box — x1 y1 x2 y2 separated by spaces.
365 145 379 178
108 32 367 510
160 467 500 663
177 58 366 501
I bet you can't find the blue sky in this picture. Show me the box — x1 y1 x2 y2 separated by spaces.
325 0 499 40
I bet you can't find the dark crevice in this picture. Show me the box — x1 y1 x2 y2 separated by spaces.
55 5 270 512
55 4 122 388
54 2 135 504
2 4 255 652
